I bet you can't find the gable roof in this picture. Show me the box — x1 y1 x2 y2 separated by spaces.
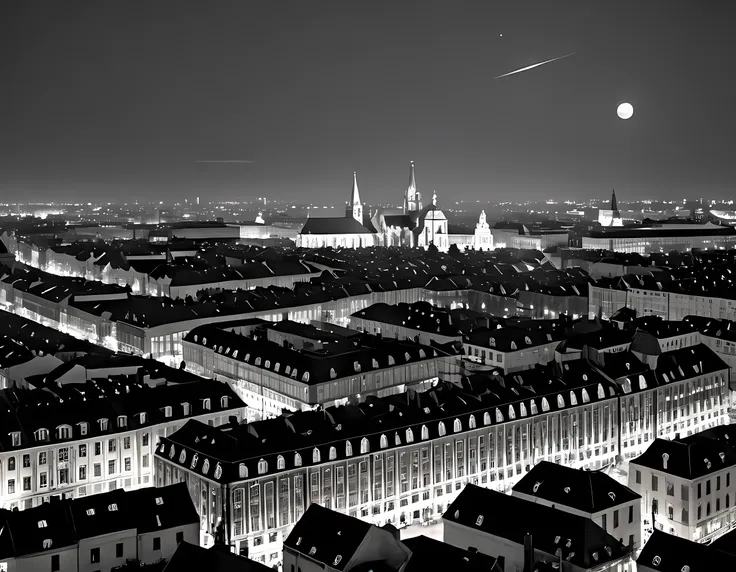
637 530 736 572
512 461 640 514
163 542 272 572
283 503 370 570
443 485 629 570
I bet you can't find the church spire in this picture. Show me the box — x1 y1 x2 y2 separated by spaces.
346 171 363 224
404 161 422 213
611 189 619 215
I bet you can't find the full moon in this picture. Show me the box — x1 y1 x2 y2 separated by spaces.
617 102 634 120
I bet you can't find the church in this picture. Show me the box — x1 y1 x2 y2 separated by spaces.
298 162 452 251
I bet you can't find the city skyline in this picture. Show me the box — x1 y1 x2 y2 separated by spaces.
3 1 736 203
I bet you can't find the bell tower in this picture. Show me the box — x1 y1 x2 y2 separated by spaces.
346 171 363 224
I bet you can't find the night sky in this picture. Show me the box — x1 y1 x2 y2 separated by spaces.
2 1 735 204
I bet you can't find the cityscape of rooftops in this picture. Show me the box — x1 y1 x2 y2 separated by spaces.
2 1 736 571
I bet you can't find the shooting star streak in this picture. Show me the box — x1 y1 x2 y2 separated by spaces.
494 52 576 80
196 160 256 164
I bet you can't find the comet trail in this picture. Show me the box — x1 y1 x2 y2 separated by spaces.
494 52 576 80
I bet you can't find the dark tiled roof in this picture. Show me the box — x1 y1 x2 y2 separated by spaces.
403 535 503 572
636 530 736 572
512 461 640 514
630 426 736 480
283 503 370 571
301 217 375 235
163 542 272 572
444 485 629 570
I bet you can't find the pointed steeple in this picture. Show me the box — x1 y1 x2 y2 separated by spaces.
408 161 416 194
404 161 422 213
346 171 363 224
611 189 619 215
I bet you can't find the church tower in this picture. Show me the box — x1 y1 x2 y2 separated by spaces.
611 189 620 218
403 161 422 214
346 171 363 224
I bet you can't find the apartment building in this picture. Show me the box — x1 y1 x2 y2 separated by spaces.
182 320 452 420
0 377 245 511
629 425 736 545
512 461 642 554
0 483 199 572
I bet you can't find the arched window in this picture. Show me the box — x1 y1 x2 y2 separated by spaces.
622 379 632 394
541 398 550 412
530 400 538 415
56 425 72 440
221 396 230 408
519 403 528 417
495 409 504 423
277 455 285 470
179 450 186 464
202 398 211 411
453 419 462 433
313 448 321 463
508 405 516 419
239 463 248 479
202 459 210 475
258 459 268 475
360 437 369 454
581 389 590 404
380 434 388 449
345 441 353 457
597 384 606 399
294 453 302 467
214 463 223 480
329 446 337 460
483 412 491 426
190 453 199 470
421 425 429 440
438 422 446 437
468 415 476 429
405 428 414 443
557 394 565 408
569 391 577 406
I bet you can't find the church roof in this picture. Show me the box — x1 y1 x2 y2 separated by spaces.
301 217 375 235
383 215 415 229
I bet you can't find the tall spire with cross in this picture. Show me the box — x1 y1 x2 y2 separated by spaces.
404 161 422 213
346 171 363 224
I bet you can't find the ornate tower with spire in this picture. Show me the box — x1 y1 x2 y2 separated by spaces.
403 161 422 214
345 171 363 224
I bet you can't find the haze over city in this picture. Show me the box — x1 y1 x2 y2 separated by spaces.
3 0 736 204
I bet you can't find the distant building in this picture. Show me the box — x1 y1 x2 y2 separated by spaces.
598 190 624 227
0 483 199 572
443 484 633 572
163 542 271 572
582 222 736 254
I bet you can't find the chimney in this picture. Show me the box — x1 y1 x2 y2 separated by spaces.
523 533 534 572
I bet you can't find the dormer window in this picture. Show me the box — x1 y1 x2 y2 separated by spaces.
221 396 230 408
190 453 199 470
360 438 369 454
99 418 109 431
530 401 538 415
438 422 447 437
78 422 88 436
510 341 517 351
179 450 186 464
277 455 285 470
56 425 72 440
139 412 147 424
346 441 353 457
475 515 484 526
597 384 605 399
508 406 516 420
705 458 712 470
265 360 271 369
255 357 262 366
108 504 118 512
38 520 48 528
622 379 632 394
453 419 462 433
313 448 321 463
483 412 491 426
202 459 210 475
182 403 191 416
495 409 504 423
354 361 361 373
86 509 95 516
569 391 578 406
117 416 127 429
533 481 542 493
662 453 670 470
519 403 528 417
214 462 223 480
302 372 310 382
541 398 550 412
274 362 280 373
202 398 211 411
35 428 49 442
557 395 565 408
294 453 302 467
258 459 268 475
239 463 248 478
421 425 429 440
155 497 164 506
163 407 172 419
10 432 21 447
406 429 414 443
524 336 532 345
380 434 388 448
